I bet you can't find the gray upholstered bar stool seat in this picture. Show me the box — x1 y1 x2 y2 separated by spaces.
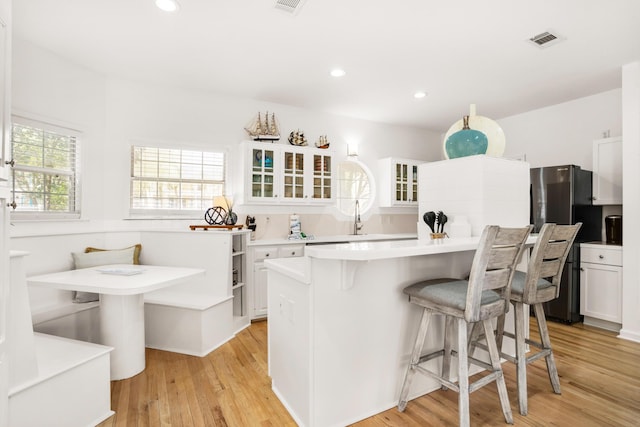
397 225 531 427
496 223 581 416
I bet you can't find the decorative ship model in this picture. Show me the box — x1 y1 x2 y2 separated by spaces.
245 112 280 141
288 130 308 146
315 135 330 149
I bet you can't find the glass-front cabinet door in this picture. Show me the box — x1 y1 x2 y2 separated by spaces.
411 164 418 203
393 162 418 204
282 148 305 201
312 153 332 201
393 161 418 204
395 163 409 203
378 157 422 207
250 147 276 201
243 142 334 205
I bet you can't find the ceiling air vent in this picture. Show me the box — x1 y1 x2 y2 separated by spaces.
528 31 564 49
275 0 307 15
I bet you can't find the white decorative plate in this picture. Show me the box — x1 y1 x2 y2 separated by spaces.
97 267 144 276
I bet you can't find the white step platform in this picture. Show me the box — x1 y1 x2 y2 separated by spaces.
9 333 113 427
144 290 249 357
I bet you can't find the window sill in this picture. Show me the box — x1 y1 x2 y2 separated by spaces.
10 214 82 222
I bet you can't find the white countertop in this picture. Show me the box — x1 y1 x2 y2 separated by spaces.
249 233 417 247
265 235 537 284
264 256 311 284
305 236 485 261
581 241 623 249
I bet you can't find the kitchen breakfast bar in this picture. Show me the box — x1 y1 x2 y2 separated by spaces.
265 236 533 427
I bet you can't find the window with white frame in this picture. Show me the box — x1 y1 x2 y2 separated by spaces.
130 145 225 214
10 116 81 219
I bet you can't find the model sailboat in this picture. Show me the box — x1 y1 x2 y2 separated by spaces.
245 112 280 141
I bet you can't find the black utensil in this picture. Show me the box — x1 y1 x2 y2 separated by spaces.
423 211 436 233
436 211 444 233
440 214 448 233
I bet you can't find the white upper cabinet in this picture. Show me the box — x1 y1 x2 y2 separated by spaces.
592 137 622 205
378 157 423 207
239 142 334 205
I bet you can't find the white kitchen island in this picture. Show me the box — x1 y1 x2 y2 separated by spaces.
265 237 533 427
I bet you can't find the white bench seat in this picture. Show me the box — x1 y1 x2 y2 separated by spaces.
9 333 113 427
144 290 238 357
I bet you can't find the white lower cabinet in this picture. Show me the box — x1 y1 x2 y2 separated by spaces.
248 243 304 319
579 243 622 331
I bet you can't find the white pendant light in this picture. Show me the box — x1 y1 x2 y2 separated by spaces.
155 0 180 12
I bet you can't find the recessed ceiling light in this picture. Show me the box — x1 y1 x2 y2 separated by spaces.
414 91 427 99
155 0 180 12
330 68 346 78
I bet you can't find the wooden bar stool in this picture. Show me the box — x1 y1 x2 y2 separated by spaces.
495 222 581 416
397 225 531 427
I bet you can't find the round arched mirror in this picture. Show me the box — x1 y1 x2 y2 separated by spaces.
336 159 375 217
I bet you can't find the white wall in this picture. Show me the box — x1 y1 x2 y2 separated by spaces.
12 38 107 233
498 88 622 169
11 37 625 239
621 62 640 342
11 37 442 240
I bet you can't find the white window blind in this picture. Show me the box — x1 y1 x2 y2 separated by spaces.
130 145 225 214
10 117 80 219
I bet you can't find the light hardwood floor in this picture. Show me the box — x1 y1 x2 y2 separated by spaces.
98 319 640 426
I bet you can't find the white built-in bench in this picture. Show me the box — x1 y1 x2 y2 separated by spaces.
13 229 250 359
140 229 251 356
9 333 113 427
9 251 113 427
144 291 235 356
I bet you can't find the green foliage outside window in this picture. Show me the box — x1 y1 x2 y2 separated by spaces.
11 121 79 214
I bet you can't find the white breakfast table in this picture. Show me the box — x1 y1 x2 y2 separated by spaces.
27 264 205 380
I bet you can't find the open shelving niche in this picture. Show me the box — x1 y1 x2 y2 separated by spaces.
231 233 248 325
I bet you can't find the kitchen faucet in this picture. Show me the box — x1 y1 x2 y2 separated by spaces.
353 200 363 235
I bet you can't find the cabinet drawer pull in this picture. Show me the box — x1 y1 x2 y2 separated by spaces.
265 253 270 257
599 255 604 259
291 251 296 256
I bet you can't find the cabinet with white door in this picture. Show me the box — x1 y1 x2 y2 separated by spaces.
1 1 11 423
592 137 622 205
378 157 423 207
239 142 334 205
579 243 622 332
247 243 304 319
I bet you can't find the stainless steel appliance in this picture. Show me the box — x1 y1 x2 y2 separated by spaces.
530 165 602 323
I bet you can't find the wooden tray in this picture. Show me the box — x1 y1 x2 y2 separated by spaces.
189 225 244 231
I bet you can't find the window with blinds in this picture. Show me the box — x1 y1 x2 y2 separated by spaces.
130 145 225 214
10 117 80 219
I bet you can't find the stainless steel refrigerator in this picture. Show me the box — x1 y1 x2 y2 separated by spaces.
530 165 602 323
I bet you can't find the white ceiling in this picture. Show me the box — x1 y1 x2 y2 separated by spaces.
13 0 640 132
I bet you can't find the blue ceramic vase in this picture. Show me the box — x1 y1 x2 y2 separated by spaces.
445 116 488 159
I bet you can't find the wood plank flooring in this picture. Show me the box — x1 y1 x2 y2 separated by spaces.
98 320 640 426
